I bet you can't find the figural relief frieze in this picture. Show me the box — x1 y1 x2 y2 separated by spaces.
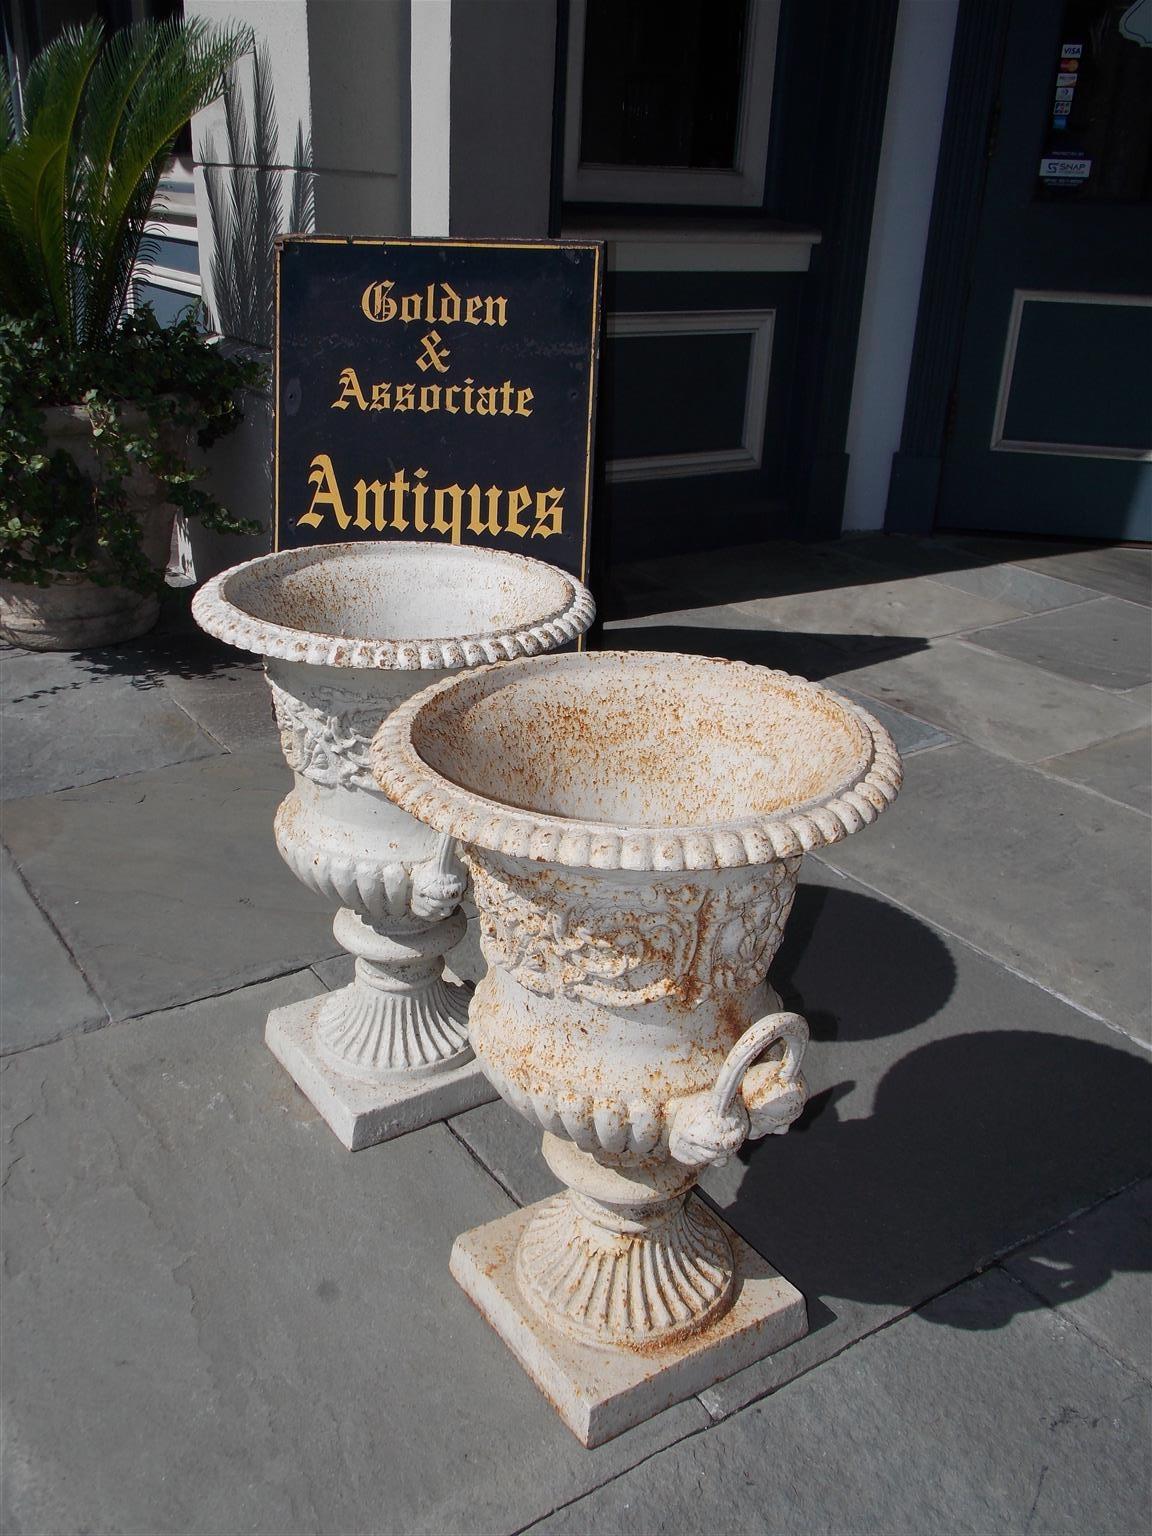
469 852 802 1007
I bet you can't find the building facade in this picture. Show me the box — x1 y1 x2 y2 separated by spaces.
7 0 1150 578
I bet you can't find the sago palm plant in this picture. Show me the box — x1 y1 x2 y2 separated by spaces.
0 18 264 649
200 43 315 348
0 15 251 352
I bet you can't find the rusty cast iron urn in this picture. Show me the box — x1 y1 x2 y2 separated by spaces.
372 650 902 1444
192 542 593 1149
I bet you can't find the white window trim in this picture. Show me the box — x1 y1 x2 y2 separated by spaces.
563 0 781 207
605 309 775 481
562 223 820 272
127 220 201 317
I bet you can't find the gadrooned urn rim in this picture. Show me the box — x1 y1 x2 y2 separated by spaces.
372 651 903 871
190 541 595 670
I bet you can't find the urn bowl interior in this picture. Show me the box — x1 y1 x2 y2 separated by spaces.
407 652 876 826
218 543 580 643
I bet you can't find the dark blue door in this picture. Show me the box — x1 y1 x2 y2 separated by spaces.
939 0 1152 541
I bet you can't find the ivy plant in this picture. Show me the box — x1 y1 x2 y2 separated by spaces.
0 307 263 591
0 18 262 592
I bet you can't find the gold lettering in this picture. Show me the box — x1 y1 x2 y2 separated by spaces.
353 478 388 531
438 283 461 325
533 488 564 539
416 329 451 374
326 372 534 418
432 484 464 544
332 367 369 411
390 470 410 531
506 486 531 537
360 280 509 328
299 453 350 530
411 468 428 531
361 281 396 323
468 485 501 537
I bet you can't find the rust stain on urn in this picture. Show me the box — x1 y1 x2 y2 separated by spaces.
371 649 902 1373
191 540 594 1151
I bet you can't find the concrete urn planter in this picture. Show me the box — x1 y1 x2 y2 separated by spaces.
192 541 594 1148
0 406 178 651
373 650 902 1444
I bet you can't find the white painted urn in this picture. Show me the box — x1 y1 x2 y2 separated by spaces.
192 542 593 1148
373 650 902 1443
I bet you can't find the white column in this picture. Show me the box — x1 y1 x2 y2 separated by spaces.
410 0 452 237
843 0 960 532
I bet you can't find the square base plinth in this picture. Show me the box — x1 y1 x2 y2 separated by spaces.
266 994 498 1151
450 1198 808 1447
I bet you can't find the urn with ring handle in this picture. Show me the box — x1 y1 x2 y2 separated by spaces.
372 649 902 1444
192 541 594 1150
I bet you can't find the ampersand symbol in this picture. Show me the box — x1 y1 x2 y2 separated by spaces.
416 329 451 374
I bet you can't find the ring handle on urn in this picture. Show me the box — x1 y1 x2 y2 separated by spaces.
666 1010 810 1169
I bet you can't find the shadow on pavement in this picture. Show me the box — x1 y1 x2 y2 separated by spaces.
715 885 1151 1332
603 621 929 680
602 532 1149 621
1 592 258 699
771 882 957 1047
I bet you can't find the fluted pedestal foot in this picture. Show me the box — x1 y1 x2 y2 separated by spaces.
451 1196 807 1447
265 903 498 1150
266 992 498 1150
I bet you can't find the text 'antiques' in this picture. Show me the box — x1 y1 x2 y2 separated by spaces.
275 240 601 582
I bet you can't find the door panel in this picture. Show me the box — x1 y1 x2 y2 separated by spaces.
939 0 1152 540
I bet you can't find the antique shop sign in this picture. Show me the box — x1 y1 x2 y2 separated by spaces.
275 236 602 583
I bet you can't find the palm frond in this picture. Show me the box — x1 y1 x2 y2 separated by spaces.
0 22 103 339
77 18 252 349
248 48 281 344
1 17 250 349
0 62 17 147
288 121 315 235
197 46 284 346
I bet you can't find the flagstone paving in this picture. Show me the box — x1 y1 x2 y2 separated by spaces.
1 535 1149 1535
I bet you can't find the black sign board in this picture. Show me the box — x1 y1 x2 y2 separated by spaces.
274 236 602 584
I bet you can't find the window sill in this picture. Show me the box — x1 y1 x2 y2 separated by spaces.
560 215 822 273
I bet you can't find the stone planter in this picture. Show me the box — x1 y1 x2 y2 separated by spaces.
373 650 902 1444
192 542 594 1149
0 407 178 651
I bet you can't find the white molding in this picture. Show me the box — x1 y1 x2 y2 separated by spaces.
605 310 774 482
991 290 1152 463
843 0 959 531
410 0 451 236
137 268 202 295
563 227 820 273
563 0 781 207
147 221 200 246
127 264 201 321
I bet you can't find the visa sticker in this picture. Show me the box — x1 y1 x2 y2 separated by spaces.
1061 42 1083 56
